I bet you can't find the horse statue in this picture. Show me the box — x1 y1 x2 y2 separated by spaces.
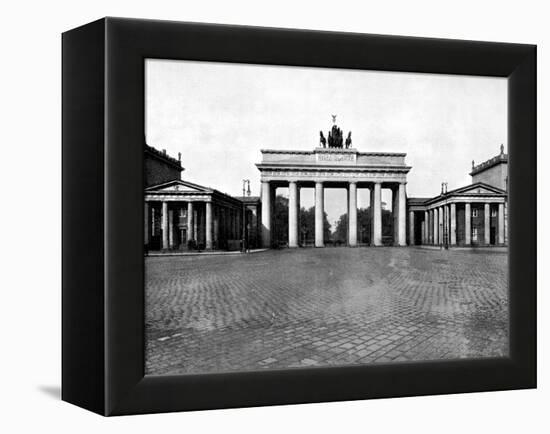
331 124 343 148
319 131 327 148
345 132 352 149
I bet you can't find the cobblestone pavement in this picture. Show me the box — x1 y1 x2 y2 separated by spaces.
145 248 508 375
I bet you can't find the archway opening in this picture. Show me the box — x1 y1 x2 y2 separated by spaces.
357 188 371 245
325 188 348 247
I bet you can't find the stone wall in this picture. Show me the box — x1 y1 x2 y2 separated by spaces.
145 146 183 187
472 162 507 190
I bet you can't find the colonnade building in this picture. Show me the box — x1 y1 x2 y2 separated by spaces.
144 145 261 251
407 146 508 247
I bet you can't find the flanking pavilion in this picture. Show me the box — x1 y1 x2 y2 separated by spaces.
145 180 260 251
407 145 508 247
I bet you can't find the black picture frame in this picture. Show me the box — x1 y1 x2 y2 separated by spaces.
62 17 536 416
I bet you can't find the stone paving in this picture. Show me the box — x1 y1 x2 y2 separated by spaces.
145 247 508 375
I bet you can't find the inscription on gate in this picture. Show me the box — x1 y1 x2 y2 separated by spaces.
316 152 357 163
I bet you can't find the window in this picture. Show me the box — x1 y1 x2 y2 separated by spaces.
491 209 497 217
472 227 478 241
472 209 478 218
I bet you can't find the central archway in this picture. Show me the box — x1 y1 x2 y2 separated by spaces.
256 146 411 248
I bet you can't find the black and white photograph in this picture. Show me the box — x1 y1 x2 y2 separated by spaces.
144 59 509 375
2 0 544 430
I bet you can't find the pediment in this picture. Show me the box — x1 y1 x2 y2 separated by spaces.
146 180 211 194
451 182 505 196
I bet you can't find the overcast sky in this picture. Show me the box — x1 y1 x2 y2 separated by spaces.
145 59 507 228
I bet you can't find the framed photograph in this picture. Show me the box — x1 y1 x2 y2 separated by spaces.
62 18 536 415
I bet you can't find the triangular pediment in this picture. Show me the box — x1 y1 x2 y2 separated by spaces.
450 182 506 196
146 179 212 193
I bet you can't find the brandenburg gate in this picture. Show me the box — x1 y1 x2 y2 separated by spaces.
256 126 411 248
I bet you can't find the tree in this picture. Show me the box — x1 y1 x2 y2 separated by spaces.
357 207 372 244
298 206 331 246
333 207 393 245
332 214 348 245
272 195 332 247
273 195 288 246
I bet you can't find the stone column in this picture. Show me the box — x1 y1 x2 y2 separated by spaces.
409 211 415 246
372 182 382 246
450 203 457 245
161 201 168 249
261 181 271 248
398 183 407 246
438 206 445 244
144 202 149 245
422 211 430 244
432 208 437 244
315 182 324 247
288 181 298 248
444 205 449 245
168 209 174 248
498 202 505 245
484 203 491 245
465 203 471 246
297 187 301 246
433 207 439 245
348 182 358 247
428 210 432 244
392 187 399 245
205 201 213 250
187 202 194 243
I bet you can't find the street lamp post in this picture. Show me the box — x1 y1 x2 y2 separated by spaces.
242 179 250 252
